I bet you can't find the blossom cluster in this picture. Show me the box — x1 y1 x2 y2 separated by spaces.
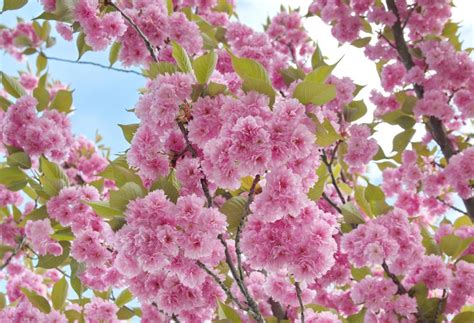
113 191 227 321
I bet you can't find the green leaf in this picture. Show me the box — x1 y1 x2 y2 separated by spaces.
308 165 328 201
454 216 472 228
115 289 134 307
52 277 68 310
311 45 325 69
351 266 371 281
50 89 73 113
305 58 341 84
109 182 145 211
118 124 139 144
453 312 474 323
171 41 193 73
192 51 217 84
76 32 91 59
0 96 12 111
51 228 74 241
206 82 227 96
36 53 47 72
143 62 178 79
219 196 246 231
347 308 366 323
344 100 367 122
280 67 305 86
1 72 26 98
354 185 372 218
109 42 121 67
7 151 31 169
99 156 142 188
392 128 415 153
150 171 180 203
440 235 474 258
166 0 173 15
229 53 276 105
293 82 336 106
117 306 136 320
20 206 48 226
40 156 69 183
2 0 28 12
0 293 6 309
218 301 242 323
351 37 371 48
70 260 86 297
37 241 70 269
341 202 365 225
21 288 51 313
0 166 27 191
83 201 122 218
33 85 50 111
312 118 341 147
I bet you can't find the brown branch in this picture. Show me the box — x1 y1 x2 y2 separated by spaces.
322 192 342 214
386 0 474 220
436 197 469 216
321 150 346 204
217 234 264 322
434 289 447 322
0 236 25 270
382 261 407 295
196 260 245 311
268 298 288 321
44 55 144 76
235 174 260 281
177 121 213 207
294 282 305 323
105 1 158 62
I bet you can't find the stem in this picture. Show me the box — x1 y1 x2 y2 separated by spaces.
44 55 144 76
235 174 260 281
218 234 264 323
434 289 447 322
0 236 25 270
321 150 346 204
322 192 342 214
294 282 305 323
382 261 407 295
177 121 213 207
436 197 469 215
195 261 245 311
386 0 474 220
268 298 288 321
105 1 158 62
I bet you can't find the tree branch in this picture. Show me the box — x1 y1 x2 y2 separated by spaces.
44 55 144 76
0 236 25 270
217 234 264 322
321 150 346 204
105 1 158 62
295 282 305 323
196 260 245 310
177 121 213 207
386 0 474 220
382 261 407 295
235 174 260 281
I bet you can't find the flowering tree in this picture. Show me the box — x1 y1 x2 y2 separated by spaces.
0 0 473 322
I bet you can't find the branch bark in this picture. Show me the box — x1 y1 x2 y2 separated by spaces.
106 1 158 63
295 282 305 323
386 0 474 220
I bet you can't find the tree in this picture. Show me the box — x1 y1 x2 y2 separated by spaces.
0 0 473 322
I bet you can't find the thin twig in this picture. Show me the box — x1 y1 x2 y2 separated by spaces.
235 174 260 281
196 260 245 311
401 4 417 30
436 197 468 216
0 236 25 270
294 282 305 323
44 55 144 76
382 261 407 295
434 289 447 322
105 1 158 62
322 192 342 214
177 121 213 207
217 234 264 322
321 150 346 204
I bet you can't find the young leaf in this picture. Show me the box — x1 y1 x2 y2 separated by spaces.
109 182 145 211
115 289 134 307
21 288 51 313
192 51 217 84
171 41 192 73
217 301 242 323
0 166 28 191
118 124 139 143
109 42 121 67
83 201 123 218
229 53 276 105
50 89 73 113
219 196 246 231
52 277 68 310
2 0 28 12
293 82 336 106
1 72 26 98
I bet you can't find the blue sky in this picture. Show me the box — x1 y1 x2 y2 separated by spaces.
1 0 473 156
